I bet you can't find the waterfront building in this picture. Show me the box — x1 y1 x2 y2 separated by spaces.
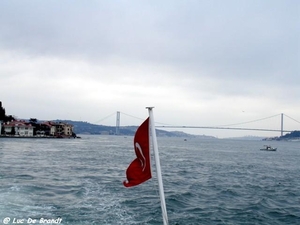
43 121 74 137
2 120 34 137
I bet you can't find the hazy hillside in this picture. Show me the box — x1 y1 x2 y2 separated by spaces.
56 120 216 138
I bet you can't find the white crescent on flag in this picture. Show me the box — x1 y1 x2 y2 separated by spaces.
135 142 146 171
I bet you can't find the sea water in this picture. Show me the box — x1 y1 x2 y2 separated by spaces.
0 135 299 225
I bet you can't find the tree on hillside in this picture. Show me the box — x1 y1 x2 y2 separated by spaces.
29 118 39 135
11 126 16 135
4 115 15 122
0 107 5 121
281 130 300 139
0 102 15 122
0 101 5 120
29 118 38 123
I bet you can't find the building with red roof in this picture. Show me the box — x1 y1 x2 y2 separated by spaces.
2 120 34 136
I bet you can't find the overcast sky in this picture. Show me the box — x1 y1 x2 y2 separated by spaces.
0 0 299 138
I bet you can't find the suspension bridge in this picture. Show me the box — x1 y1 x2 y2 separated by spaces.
95 112 300 137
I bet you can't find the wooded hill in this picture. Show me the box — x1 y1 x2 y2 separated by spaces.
56 120 215 138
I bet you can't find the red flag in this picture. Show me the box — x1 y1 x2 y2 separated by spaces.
123 117 152 187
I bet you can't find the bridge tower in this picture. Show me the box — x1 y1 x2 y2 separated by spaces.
116 111 120 135
281 113 284 137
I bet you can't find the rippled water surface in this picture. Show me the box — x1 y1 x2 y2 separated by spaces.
0 136 299 224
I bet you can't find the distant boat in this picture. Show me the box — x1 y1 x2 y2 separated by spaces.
260 145 277 151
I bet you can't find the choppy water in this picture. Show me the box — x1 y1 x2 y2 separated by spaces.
0 135 299 225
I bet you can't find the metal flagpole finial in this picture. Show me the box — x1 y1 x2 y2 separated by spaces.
146 106 155 110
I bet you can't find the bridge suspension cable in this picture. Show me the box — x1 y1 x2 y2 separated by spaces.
94 112 116 124
119 111 172 125
154 125 292 133
119 111 145 121
217 114 281 127
284 114 300 124
155 113 299 135
94 111 298 135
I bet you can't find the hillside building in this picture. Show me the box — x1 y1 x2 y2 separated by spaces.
1 120 74 138
2 120 34 137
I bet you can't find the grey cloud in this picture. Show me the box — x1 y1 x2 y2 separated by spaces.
1 0 298 80
0 0 299 129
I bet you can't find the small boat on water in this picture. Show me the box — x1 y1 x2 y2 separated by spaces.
260 145 277 151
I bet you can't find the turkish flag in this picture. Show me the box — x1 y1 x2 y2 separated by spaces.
123 117 152 187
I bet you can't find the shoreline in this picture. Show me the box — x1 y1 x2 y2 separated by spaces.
0 135 79 139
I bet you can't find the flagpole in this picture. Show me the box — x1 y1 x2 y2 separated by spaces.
147 107 169 225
